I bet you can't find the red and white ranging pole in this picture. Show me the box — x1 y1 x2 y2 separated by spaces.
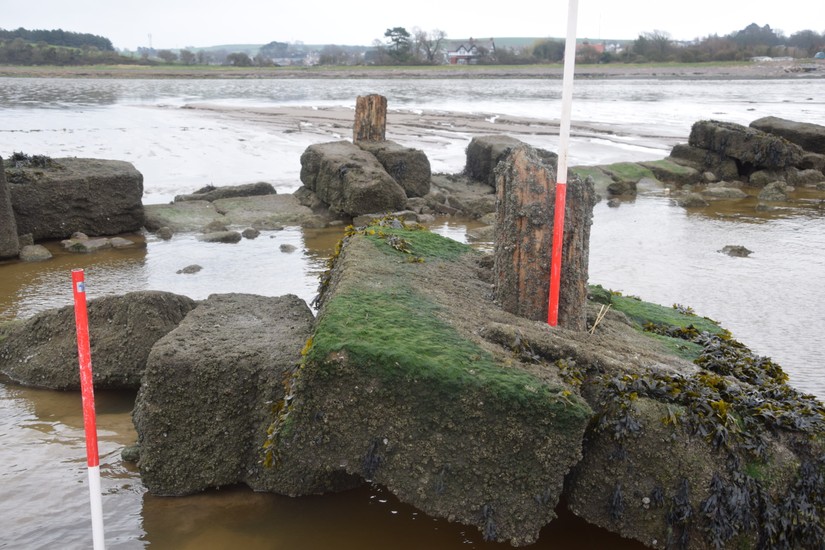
71 269 106 550
548 0 579 326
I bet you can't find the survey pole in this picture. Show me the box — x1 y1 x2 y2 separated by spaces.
548 0 579 326
71 269 106 550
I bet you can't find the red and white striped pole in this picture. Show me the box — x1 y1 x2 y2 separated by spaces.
71 269 106 550
548 0 579 326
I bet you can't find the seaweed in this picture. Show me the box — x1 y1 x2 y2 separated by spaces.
434 465 449 496
609 483 625 521
362 438 384 481
699 473 738 549
667 478 693 550
7 151 53 169
593 312 825 549
480 503 497 542
759 458 825 549
650 485 665 508
3 151 57 183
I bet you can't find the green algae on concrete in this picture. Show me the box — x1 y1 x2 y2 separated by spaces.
310 286 589 418
570 166 614 188
641 158 701 186
361 223 472 262
601 162 656 183
590 284 722 334
266 222 594 545
589 284 722 360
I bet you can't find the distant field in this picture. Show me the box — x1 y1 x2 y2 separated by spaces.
0 60 821 79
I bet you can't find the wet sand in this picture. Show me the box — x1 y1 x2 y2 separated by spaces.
1 59 823 80
177 101 674 160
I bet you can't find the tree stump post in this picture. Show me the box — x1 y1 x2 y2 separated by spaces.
0 155 20 260
493 145 595 331
353 94 387 143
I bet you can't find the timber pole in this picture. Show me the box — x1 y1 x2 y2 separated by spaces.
353 94 387 143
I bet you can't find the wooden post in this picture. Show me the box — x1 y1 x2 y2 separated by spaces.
0 155 21 259
493 145 594 331
353 94 387 143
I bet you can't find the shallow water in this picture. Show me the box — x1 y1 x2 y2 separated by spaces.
590 192 825 397
1 77 824 548
3 77 824 203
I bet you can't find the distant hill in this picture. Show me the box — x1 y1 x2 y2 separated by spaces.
185 43 364 53
0 27 114 51
169 36 634 55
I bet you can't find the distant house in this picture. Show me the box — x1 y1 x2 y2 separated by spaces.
577 40 605 54
446 38 495 65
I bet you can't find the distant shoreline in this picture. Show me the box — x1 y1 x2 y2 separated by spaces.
1 60 823 79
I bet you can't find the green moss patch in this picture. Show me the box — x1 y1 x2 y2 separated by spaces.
591 285 722 334
570 166 613 187
589 285 724 361
601 162 655 183
310 286 590 422
361 224 472 262
645 332 706 361
641 159 700 185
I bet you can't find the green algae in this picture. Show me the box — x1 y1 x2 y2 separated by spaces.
589 284 723 360
570 166 613 188
309 286 590 422
601 162 656 183
362 224 472 262
644 332 706 361
611 294 721 335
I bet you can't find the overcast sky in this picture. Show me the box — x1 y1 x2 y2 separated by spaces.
2 0 821 50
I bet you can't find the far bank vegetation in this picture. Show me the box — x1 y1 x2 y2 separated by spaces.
0 23 823 68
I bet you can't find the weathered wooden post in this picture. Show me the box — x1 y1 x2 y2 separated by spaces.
353 94 387 143
0 155 20 259
493 145 595 331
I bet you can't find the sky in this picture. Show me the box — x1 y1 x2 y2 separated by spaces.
2 0 821 51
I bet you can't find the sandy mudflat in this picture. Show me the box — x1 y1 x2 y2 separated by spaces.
179 101 634 146
1 60 823 80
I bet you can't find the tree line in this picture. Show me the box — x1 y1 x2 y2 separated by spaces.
0 27 114 51
314 23 825 66
1 23 823 68
487 24 824 65
0 27 125 65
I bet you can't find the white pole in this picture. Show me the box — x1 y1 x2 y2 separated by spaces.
557 0 579 186
88 465 106 550
547 0 579 325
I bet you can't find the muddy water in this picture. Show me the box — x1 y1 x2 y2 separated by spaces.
0 228 331 321
2 199 822 547
0 222 647 549
590 188 825 398
2 76 824 547
0 382 641 549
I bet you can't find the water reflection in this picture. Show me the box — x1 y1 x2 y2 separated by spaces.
0 228 333 321
0 236 148 320
140 483 645 550
683 187 825 221
142 228 322 304
0 384 143 549
0 381 645 549
589 195 825 398
0 78 122 108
